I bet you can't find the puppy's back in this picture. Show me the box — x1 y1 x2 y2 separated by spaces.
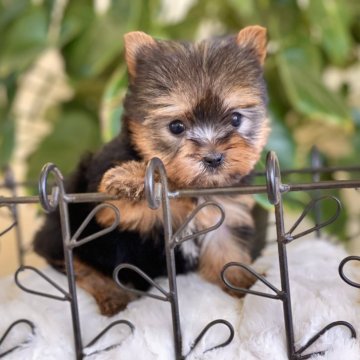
32 131 137 264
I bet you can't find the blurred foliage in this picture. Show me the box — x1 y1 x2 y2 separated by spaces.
1 0 360 239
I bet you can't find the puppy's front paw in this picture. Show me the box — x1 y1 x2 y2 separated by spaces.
96 291 135 316
99 161 146 201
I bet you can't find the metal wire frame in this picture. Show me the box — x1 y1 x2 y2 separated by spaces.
0 150 360 359
114 158 234 360
339 256 360 289
1 167 25 267
2 164 134 360
0 319 35 358
220 152 357 359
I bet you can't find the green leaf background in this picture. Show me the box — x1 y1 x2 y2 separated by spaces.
0 0 359 240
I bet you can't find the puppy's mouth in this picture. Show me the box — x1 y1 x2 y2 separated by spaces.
165 151 251 189
191 174 237 188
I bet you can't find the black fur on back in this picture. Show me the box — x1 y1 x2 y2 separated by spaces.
33 123 192 290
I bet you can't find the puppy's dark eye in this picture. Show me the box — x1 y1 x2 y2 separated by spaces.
169 120 186 135
231 112 242 127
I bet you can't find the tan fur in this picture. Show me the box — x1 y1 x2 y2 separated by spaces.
144 93 193 122
199 240 255 293
197 195 256 292
98 160 147 199
222 94 261 110
124 31 156 78
164 133 263 187
93 27 270 309
128 121 267 188
192 194 253 228
97 159 196 233
145 87 262 123
237 26 267 65
217 134 261 176
51 258 137 316
97 197 195 234
128 122 161 160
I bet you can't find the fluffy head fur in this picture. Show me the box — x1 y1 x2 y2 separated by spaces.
123 26 269 187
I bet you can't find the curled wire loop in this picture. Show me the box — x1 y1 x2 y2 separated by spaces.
0 205 16 237
14 266 70 301
144 157 169 210
113 264 169 302
0 319 35 358
185 319 234 357
221 262 281 300
69 203 120 248
38 163 65 213
294 321 356 359
284 196 342 244
171 201 225 248
84 320 135 357
266 151 283 205
339 256 360 288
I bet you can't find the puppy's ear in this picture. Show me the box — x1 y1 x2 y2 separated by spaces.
124 31 156 78
237 26 267 65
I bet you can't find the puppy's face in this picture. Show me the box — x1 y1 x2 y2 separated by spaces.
123 27 269 187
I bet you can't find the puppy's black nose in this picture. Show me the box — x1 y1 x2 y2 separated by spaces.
203 153 224 168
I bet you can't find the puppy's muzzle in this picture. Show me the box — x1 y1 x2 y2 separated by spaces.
203 152 224 169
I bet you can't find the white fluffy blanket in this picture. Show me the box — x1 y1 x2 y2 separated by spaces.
1 238 360 360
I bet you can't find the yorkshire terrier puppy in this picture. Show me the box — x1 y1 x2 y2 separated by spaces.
33 26 269 316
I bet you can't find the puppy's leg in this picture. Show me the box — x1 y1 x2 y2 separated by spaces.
196 195 256 293
199 235 255 294
96 161 159 232
73 258 137 316
97 160 194 233
99 160 147 200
